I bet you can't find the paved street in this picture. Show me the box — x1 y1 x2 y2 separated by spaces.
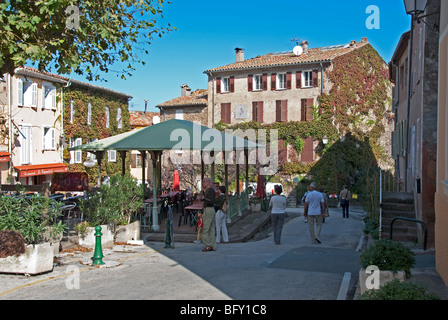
0 206 366 301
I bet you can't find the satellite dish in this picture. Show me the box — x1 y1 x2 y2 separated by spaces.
293 45 303 56
153 115 160 124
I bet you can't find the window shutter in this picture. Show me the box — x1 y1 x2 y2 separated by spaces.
51 88 56 109
248 74 253 92
70 100 75 123
262 74 268 90
31 83 37 107
17 79 23 106
230 76 235 92
271 73 276 90
51 128 55 150
131 154 137 168
252 102 257 121
281 100 288 122
313 69 319 87
296 71 302 88
307 98 314 122
301 99 306 121
301 137 314 163
286 72 292 89
87 103 92 125
216 77 221 94
276 100 282 122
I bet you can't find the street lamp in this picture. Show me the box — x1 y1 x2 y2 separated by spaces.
322 136 328 145
84 158 96 168
403 0 428 16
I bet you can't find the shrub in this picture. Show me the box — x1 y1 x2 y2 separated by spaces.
0 195 67 245
360 239 415 278
359 279 440 300
80 174 144 227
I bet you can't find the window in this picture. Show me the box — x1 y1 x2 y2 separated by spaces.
117 108 122 129
43 127 55 150
277 73 287 89
69 138 82 164
301 98 314 122
87 103 92 125
105 106 110 128
275 100 288 122
222 77 230 92
302 71 313 87
42 84 56 109
217 76 234 93
252 101 263 123
18 79 37 107
19 125 32 164
175 109 184 120
254 75 263 91
221 103 231 124
108 150 117 162
70 100 75 123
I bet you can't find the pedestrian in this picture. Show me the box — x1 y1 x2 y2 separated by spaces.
319 187 329 223
215 186 229 243
304 182 325 244
301 186 310 223
200 177 217 252
339 185 351 218
268 184 287 245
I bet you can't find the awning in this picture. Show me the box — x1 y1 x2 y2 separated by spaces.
15 163 68 177
0 152 11 163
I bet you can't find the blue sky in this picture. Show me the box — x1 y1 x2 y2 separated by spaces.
69 0 411 112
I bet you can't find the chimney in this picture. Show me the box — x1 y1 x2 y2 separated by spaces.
181 84 191 97
300 41 308 54
235 48 245 62
361 37 368 44
144 99 148 113
350 40 357 46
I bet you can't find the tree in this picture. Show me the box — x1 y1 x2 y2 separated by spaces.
0 0 174 80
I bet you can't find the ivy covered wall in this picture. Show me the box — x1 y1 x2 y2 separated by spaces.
63 84 132 185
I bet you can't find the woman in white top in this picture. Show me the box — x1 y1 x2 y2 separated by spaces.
268 185 287 245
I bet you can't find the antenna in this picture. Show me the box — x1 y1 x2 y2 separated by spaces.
291 37 302 46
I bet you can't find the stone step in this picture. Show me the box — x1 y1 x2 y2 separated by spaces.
382 192 414 204
381 202 414 212
381 210 415 219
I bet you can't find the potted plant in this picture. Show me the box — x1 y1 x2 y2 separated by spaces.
0 195 67 275
359 239 416 294
359 278 440 300
77 174 144 247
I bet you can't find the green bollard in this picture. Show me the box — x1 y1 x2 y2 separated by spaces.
91 226 105 266
164 218 171 248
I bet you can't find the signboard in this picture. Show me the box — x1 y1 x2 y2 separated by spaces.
235 105 248 119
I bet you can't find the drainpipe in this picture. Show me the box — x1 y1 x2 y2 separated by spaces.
7 74 12 179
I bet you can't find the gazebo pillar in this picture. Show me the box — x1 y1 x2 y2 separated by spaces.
245 149 249 205
236 157 241 216
149 150 161 231
139 150 146 188
119 151 127 176
95 151 104 186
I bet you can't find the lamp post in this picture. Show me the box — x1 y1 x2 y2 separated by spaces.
403 0 428 15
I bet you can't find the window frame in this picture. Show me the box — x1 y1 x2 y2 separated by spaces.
42 126 56 151
302 71 313 88
254 74 263 91
222 77 230 93
277 73 287 90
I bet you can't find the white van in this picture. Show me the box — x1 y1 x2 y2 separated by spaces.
265 182 284 196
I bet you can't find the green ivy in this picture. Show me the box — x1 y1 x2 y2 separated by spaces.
63 85 131 185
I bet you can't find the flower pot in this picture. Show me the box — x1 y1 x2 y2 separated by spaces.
115 220 141 243
359 268 406 295
0 242 55 275
78 224 114 249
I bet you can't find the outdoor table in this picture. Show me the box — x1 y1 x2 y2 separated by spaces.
184 203 204 227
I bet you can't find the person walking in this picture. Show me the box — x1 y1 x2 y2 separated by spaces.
301 186 310 223
200 177 217 252
268 185 287 245
304 182 325 244
339 185 351 219
215 186 229 244
319 187 329 223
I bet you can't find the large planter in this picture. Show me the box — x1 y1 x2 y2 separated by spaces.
115 220 141 243
359 268 406 295
0 242 55 275
251 203 261 212
78 224 114 249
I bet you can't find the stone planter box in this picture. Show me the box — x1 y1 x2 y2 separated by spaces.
115 220 141 243
251 203 261 212
359 268 406 295
0 242 55 275
78 224 114 249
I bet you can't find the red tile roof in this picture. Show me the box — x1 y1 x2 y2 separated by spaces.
157 89 208 107
204 40 369 73
129 111 160 127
